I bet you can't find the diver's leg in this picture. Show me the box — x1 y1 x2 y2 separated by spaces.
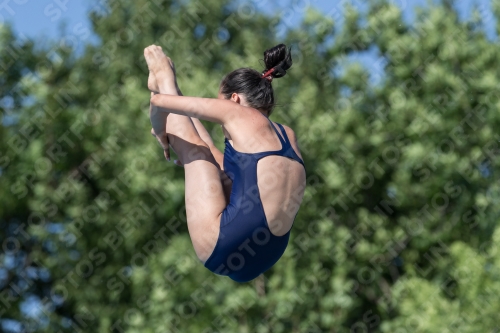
163 113 227 262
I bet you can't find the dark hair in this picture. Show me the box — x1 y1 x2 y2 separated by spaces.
219 44 292 116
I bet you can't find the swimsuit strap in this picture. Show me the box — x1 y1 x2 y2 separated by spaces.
265 117 305 167
276 123 290 146
266 117 288 149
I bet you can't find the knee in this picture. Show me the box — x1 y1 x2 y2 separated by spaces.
180 141 215 164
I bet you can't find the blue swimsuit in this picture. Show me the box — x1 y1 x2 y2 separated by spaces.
203 117 305 283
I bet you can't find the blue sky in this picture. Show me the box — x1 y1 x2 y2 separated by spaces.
1 0 496 87
2 0 497 47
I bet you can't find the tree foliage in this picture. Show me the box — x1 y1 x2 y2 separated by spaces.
1 0 499 332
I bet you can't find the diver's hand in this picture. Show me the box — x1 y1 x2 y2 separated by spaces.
150 128 171 161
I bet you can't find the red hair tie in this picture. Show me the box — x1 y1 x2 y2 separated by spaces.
262 67 275 82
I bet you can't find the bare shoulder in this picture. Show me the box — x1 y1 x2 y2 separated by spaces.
281 124 304 160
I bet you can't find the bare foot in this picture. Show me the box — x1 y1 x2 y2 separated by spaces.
148 71 159 93
144 45 177 93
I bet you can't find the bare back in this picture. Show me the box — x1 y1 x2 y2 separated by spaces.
223 118 306 236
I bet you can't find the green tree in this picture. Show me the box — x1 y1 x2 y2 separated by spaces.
1 0 499 332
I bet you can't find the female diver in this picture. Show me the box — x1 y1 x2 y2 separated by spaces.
145 43 306 283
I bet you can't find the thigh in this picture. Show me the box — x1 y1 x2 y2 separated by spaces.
183 158 225 262
165 114 227 261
